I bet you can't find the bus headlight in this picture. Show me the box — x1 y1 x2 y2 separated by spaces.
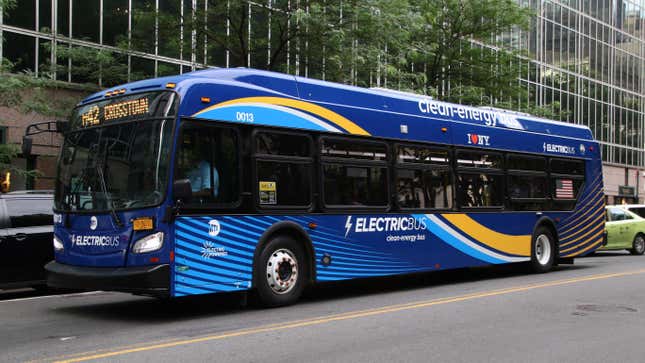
132 232 164 254
53 236 64 251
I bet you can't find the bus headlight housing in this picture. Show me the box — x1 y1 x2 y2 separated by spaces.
53 236 64 251
132 232 164 254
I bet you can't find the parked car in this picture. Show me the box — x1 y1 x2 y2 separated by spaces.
0 191 54 290
599 205 645 255
618 204 645 219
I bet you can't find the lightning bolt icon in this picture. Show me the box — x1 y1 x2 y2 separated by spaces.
344 216 353 238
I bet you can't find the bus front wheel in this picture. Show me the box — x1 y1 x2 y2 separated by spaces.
255 235 307 307
530 226 555 273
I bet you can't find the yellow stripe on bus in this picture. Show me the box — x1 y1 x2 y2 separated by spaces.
193 96 370 136
562 234 604 257
559 213 605 248
441 214 531 256
560 228 605 254
559 196 605 234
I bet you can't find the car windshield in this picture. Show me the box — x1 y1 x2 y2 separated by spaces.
55 118 174 212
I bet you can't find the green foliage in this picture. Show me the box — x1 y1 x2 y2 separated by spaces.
10 0 581 124
41 41 130 87
407 0 531 98
0 0 16 14
0 143 39 179
0 69 94 118
0 67 92 182
122 0 533 107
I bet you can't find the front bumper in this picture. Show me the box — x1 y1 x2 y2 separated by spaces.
45 261 170 297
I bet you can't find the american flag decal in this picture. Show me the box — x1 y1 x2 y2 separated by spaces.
555 179 574 199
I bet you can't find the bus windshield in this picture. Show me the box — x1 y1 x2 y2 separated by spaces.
55 114 174 213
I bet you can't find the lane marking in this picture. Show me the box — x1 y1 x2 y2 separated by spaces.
52 268 645 363
0 291 105 303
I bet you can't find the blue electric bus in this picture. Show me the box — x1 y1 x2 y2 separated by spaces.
45 68 605 306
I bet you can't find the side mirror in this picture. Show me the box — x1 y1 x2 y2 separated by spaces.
22 136 33 156
55 120 69 134
173 179 192 201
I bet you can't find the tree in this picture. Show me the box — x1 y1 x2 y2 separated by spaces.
406 0 532 100
304 0 419 88
40 42 131 87
126 1 309 71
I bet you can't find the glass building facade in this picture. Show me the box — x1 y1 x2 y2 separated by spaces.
1 0 644 200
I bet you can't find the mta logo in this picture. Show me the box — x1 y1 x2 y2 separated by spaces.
208 219 221 237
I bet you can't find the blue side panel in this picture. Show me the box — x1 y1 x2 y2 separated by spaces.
557 157 606 257
173 216 256 297
172 213 537 297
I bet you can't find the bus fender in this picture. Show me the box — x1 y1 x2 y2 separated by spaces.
253 221 316 286
532 216 560 261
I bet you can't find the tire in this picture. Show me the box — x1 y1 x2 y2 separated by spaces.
530 226 555 273
255 235 308 307
629 234 645 255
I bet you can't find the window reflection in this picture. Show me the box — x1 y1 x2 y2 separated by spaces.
458 173 503 207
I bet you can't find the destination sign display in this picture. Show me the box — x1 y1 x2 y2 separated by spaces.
80 97 150 127
71 91 176 130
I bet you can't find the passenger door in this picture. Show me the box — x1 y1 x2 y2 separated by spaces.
621 211 639 247
3 197 53 285
605 208 623 249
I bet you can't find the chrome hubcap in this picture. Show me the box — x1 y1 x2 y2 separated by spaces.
635 237 645 253
266 248 298 294
535 234 551 265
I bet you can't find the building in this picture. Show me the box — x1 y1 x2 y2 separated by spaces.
0 0 643 203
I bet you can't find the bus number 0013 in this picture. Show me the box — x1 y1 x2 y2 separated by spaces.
236 112 254 123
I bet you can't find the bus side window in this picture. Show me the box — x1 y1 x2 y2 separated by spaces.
456 150 503 208
550 158 585 211
395 144 452 210
321 138 389 208
175 122 240 206
254 131 312 208
507 154 548 211
457 173 503 207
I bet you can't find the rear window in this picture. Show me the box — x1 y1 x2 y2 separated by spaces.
6 198 53 228
551 158 584 175
627 207 645 218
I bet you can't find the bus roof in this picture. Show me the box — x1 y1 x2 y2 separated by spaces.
82 67 595 142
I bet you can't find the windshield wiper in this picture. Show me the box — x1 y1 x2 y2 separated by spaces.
94 163 123 228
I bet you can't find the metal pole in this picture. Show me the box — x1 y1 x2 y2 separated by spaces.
267 0 271 68
226 0 230 68
180 0 184 73
51 0 57 80
127 0 131 82
203 0 207 64
155 0 159 76
68 0 72 82
99 0 103 86
0 1 3 63
35 0 39 77
191 0 196 70
247 2 251 67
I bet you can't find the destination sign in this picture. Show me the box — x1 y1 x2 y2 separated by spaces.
80 97 150 127
70 91 177 131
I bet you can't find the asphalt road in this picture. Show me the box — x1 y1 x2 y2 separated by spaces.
2 251 645 363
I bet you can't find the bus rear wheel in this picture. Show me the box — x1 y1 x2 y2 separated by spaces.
530 226 555 273
255 235 307 307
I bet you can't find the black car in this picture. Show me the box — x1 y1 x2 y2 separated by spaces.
0 191 54 290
